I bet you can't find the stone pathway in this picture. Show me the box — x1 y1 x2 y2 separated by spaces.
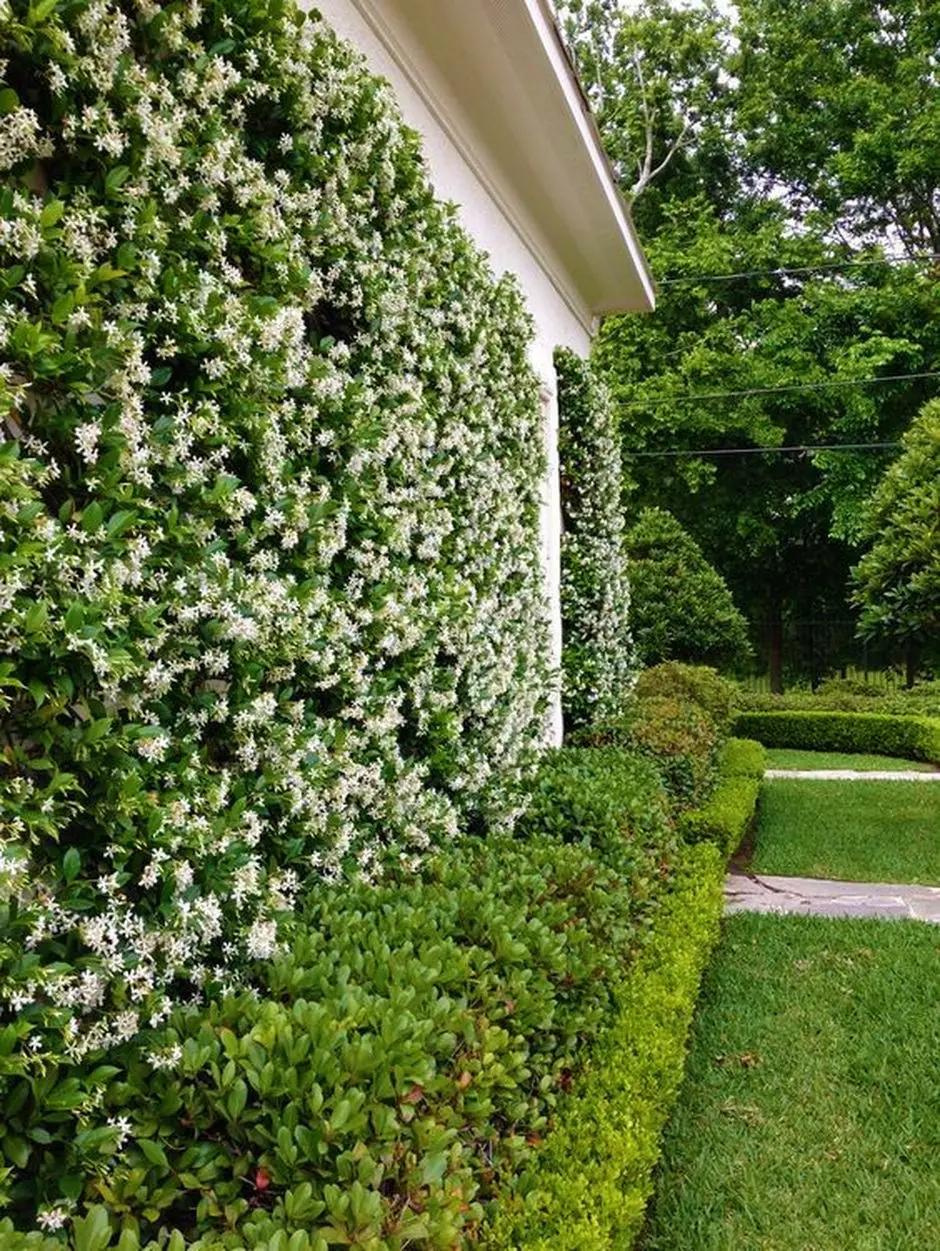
725 872 940 923
765 768 940 781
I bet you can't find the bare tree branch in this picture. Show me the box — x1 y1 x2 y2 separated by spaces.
628 49 691 199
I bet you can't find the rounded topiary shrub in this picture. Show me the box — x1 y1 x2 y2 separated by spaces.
0 0 552 1075
635 662 736 733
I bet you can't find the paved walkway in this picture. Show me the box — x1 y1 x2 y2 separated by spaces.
765 768 940 781
726 872 940 923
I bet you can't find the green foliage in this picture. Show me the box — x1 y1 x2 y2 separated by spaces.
555 348 633 729
572 695 720 811
679 776 760 856
732 710 940 763
734 683 940 717
0 748 680 1245
563 0 940 652
624 510 752 669
736 0 940 255
517 747 675 864
481 841 726 1250
556 0 736 222
852 400 940 657
635 663 737 734
719 736 768 779
676 738 764 856
0 0 552 1075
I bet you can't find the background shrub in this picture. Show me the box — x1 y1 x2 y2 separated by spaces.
555 349 633 730
572 696 720 811
635 663 736 734
852 399 940 665
732 710 940 763
735 682 940 717
624 509 752 670
0 0 553 1071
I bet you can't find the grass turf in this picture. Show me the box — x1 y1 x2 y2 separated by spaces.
765 747 937 772
640 912 940 1251
751 779 940 884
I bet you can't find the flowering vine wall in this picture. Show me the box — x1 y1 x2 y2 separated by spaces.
0 0 552 1063
555 347 632 728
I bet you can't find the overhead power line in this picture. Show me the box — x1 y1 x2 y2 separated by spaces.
626 441 902 459
658 253 940 285
622 369 940 409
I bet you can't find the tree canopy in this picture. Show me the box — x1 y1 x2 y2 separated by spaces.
558 0 940 682
852 400 940 660
624 508 752 669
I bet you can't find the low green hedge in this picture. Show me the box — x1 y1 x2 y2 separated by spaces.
0 748 677 1249
734 685 940 717
733 710 940 763
678 776 760 857
481 841 726 1250
720 736 767 779
677 739 764 857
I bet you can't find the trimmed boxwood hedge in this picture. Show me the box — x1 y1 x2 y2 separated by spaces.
678 777 759 857
733 710 940 763
719 735 767 779
677 738 764 857
481 841 726 1251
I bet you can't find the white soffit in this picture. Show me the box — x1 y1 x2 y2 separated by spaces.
345 0 657 319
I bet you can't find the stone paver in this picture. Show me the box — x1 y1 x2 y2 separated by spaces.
726 872 940 924
765 768 940 781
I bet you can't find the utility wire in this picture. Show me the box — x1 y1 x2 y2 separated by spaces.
622 369 940 409
658 253 940 285
626 441 902 459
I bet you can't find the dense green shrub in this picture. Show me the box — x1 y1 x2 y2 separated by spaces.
481 841 726 1250
0 0 553 1073
0 747 678 1243
572 697 720 810
517 746 675 861
624 509 751 670
555 349 633 729
852 399 940 662
719 736 767 779
735 684 940 717
635 663 736 734
733 711 940 762
679 776 760 856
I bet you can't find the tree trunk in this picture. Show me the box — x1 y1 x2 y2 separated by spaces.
905 643 918 689
769 608 784 695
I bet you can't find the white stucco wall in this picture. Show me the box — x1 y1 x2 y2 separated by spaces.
310 0 597 745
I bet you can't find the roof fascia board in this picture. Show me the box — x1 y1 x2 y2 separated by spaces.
526 0 657 309
346 0 599 337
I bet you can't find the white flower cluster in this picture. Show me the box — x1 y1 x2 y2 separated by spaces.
0 0 552 1058
555 348 634 726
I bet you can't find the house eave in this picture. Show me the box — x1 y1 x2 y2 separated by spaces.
344 0 656 322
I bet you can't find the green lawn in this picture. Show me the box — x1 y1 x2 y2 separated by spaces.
640 913 940 1251
751 779 940 884
766 747 937 773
